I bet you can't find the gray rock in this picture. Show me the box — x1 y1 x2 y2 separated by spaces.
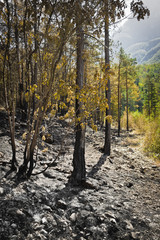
43 205 52 211
10 235 19 240
152 165 158 169
0 152 4 158
40 229 48 236
41 217 47 224
129 148 134 153
70 212 77 222
80 210 90 218
16 209 25 216
33 213 42 223
56 199 67 210
11 223 17 229
126 182 133 188
85 216 97 227
0 187 4 195
125 220 134 230
105 211 116 219
131 232 140 239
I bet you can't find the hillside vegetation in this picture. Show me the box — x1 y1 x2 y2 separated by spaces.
127 37 160 64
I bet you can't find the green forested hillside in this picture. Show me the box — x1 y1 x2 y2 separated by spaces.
127 37 160 64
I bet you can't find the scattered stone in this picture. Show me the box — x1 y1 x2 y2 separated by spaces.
11 223 17 229
33 214 42 223
130 165 135 169
105 211 116 219
41 217 47 224
108 222 119 236
70 212 77 222
56 199 67 210
131 232 140 239
44 133 54 144
152 165 158 169
0 187 4 195
140 167 145 174
40 229 48 236
0 152 4 158
126 182 133 188
43 171 54 179
125 220 134 230
0 118 159 240
16 209 25 216
85 216 97 227
43 205 52 211
129 148 134 153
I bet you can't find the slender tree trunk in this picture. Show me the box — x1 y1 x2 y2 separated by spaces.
71 14 86 185
118 62 121 137
126 69 129 131
32 0 38 115
104 0 111 155
3 0 17 170
14 0 22 108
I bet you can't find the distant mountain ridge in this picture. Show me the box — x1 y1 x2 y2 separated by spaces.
126 38 160 64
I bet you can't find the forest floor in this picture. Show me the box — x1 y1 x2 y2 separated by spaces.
0 110 160 240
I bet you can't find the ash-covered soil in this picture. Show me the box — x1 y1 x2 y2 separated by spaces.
0 111 160 240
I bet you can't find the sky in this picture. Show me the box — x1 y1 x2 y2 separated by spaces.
113 0 160 49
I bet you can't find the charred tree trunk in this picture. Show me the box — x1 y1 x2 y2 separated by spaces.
14 0 22 109
3 0 17 170
71 13 86 185
104 0 111 155
118 61 121 137
126 68 129 131
32 0 38 115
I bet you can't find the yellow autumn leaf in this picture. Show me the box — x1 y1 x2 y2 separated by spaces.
50 110 56 117
42 126 45 132
35 94 40 99
59 116 64 120
25 92 29 102
80 123 85 130
42 135 46 141
91 124 97 132
42 147 48 153
22 132 27 140
64 112 69 119
105 115 112 123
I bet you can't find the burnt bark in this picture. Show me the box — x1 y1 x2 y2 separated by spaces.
3 0 17 170
126 68 129 131
104 0 111 155
71 9 86 185
118 61 121 137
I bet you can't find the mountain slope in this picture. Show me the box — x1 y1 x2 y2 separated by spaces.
126 37 160 64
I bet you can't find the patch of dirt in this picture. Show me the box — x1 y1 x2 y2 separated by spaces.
0 114 160 240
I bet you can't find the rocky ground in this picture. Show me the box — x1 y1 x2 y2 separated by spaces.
0 111 160 240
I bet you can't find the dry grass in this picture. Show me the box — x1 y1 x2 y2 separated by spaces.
121 111 160 161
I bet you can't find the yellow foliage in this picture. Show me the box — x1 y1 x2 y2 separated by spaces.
42 126 45 132
42 147 48 153
64 112 69 119
25 92 29 102
59 116 64 120
59 102 67 109
35 94 40 100
50 109 56 117
33 53 38 63
42 135 46 141
80 123 86 130
54 92 60 101
105 115 112 123
22 132 27 140
92 124 97 132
